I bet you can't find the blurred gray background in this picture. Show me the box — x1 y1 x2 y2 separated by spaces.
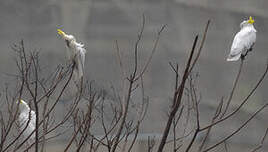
0 0 268 151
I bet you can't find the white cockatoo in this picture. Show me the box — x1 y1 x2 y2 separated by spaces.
227 16 257 61
18 99 36 143
57 29 86 84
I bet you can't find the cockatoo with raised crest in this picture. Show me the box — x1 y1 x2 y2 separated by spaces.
57 29 86 84
227 16 257 61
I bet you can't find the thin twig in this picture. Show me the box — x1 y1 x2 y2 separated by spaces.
157 35 199 152
250 128 268 152
200 63 268 131
221 59 244 118
203 103 268 152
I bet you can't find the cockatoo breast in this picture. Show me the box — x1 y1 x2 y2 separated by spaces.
231 25 256 51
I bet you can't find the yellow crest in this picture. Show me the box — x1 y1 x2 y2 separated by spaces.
57 29 66 36
248 16 255 24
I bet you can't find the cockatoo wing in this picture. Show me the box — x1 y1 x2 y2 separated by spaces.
76 43 86 79
72 42 86 84
227 27 256 61
227 34 244 61
19 110 36 143
28 111 36 142
79 47 86 73
29 111 36 131
19 112 28 126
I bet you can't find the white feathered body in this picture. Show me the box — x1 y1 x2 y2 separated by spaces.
57 29 86 84
18 101 36 143
66 38 86 83
227 24 256 61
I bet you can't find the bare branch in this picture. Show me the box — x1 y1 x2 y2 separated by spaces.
203 103 268 152
250 128 268 152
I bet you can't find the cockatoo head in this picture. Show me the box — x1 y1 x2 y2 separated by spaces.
240 16 255 28
17 99 30 112
57 29 76 47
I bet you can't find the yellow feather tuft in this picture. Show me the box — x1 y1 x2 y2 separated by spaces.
248 16 255 24
57 29 66 36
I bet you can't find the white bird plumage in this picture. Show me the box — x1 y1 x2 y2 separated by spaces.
18 99 36 143
227 16 257 61
57 29 86 84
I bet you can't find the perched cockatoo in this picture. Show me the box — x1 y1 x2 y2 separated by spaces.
18 99 36 143
227 16 257 61
57 29 86 84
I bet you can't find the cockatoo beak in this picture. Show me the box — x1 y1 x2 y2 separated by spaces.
57 29 66 37
248 16 255 24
